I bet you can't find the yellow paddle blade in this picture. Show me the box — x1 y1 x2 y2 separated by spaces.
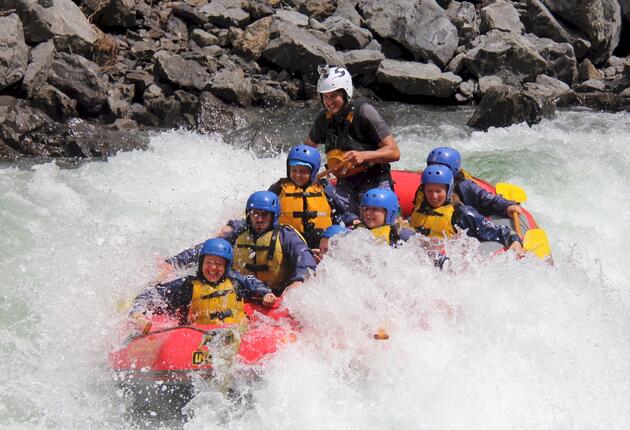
116 296 133 312
524 228 551 260
496 183 528 203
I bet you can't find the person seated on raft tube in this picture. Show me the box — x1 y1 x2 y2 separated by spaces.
424 147 522 218
268 144 357 249
313 224 351 263
355 188 416 246
410 164 526 256
165 191 317 297
130 238 276 328
304 65 400 216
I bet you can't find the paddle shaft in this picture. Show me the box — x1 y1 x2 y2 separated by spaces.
512 213 523 239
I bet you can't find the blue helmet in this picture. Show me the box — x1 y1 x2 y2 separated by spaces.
246 191 280 225
422 164 454 198
426 147 461 175
360 188 400 225
287 144 321 182
199 238 233 264
321 225 351 239
198 238 233 281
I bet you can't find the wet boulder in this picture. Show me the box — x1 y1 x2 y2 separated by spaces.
358 0 459 68
0 14 28 91
31 84 77 121
208 67 253 107
468 84 555 130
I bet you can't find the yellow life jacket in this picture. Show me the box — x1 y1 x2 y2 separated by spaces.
233 226 290 294
410 188 457 238
370 225 393 245
278 181 333 233
188 278 245 325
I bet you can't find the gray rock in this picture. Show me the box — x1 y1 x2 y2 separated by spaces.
468 84 555 130
333 0 363 26
252 80 291 107
22 40 55 97
0 97 66 157
166 15 188 42
0 14 28 91
478 75 503 94
130 103 159 127
459 79 477 98
191 28 219 47
130 39 157 61
170 2 208 26
47 52 108 114
574 78 606 92
540 0 621 64
15 0 98 56
445 1 479 45
463 31 548 85
200 0 250 28
275 10 309 27
107 82 134 119
261 21 344 80
376 59 462 98
523 74 570 99
322 15 371 50
515 0 592 58
622 0 630 23
522 33 577 85
364 39 381 52
447 52 465 74
232 16 272 60
242 0 275 20
209 67 253 106
342 49 385 76
125 70 154 94
480 0 524 34
287 0 335 19
154 50 210 90
31 83 77 120
309 18 326 32
577 58 603 82
359 0 459 68
91 0 136 29
197 91 248 134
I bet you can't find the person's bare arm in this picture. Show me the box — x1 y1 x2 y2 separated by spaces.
344 135 400 166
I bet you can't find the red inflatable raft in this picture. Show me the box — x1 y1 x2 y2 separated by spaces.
390 169 538 234
110 300 296 406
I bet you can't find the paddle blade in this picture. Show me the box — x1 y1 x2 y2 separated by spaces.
524 228 551 260
496 183 528 203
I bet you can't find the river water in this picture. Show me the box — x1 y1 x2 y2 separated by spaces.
1 104 629 429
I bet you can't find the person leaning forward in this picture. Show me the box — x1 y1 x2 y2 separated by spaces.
164 191 317 297
305 65 400 218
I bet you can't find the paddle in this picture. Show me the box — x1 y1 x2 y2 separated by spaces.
495 182 552 261
523 229 552 260
496 182 527 204
316 159 351 180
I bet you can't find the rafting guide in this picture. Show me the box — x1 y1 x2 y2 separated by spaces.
305 65 401 218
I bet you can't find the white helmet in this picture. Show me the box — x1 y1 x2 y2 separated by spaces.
317 65 353 100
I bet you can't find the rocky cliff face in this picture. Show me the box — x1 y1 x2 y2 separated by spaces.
2 0 630 158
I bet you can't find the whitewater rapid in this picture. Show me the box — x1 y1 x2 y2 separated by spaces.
1 107 629 428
